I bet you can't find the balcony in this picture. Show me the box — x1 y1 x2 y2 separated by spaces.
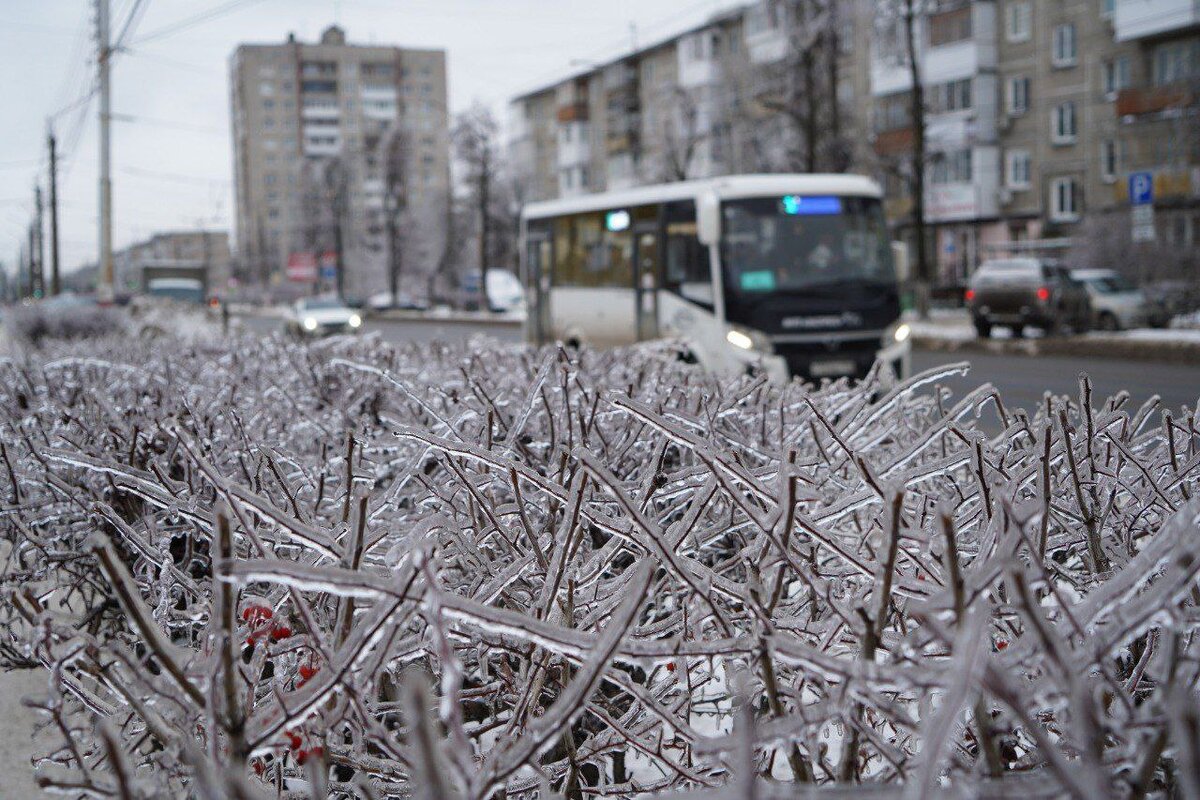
870 2 996 96
873 127 914 157
1116 83 1195 117
1114 0 1200 41
556 122 590 168
556 102 589 124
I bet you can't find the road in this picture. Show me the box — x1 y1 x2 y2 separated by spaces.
237 315 1197 417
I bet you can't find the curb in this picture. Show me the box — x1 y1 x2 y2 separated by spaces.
367 309 523 326
913 333 1200 365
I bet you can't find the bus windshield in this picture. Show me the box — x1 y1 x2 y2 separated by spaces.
721 196 894 295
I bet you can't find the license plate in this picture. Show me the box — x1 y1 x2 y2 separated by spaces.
810 359 856 377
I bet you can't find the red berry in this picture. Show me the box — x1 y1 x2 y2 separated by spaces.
666 661 676 673
252 760 265 776
996 640 1008 651
241 605 273 623
299 664 318 681
270 625 292 641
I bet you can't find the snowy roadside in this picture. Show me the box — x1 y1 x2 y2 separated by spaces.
0 670 49 798
906 309 1200 362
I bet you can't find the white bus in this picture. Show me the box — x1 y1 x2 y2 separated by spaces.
520 174 911 383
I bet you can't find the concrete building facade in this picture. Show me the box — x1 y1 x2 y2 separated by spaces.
113 230 232 295
509 0 1198 284
230 26 451 297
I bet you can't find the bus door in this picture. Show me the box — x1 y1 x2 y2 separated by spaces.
525 233 552 346
634 226 660 341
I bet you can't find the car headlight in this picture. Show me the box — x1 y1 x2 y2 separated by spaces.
726 326 773 354
302 316 318 331
883 322 911 347
349 314 362 328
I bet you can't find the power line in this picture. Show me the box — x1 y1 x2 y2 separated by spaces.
130 0 270 46
113 0 151 50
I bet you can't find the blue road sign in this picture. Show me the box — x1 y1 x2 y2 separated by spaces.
1129 172 1154 206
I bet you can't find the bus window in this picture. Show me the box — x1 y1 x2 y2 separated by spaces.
663 201 712 308
552 211 633 288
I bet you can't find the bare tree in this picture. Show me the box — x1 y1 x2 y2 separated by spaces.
453 102 501 309
874 0 935 317
756 0 851 173
661 86 704 182
380 124 411 305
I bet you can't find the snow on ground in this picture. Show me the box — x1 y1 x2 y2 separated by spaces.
906 308 1200 347
0 670 48 798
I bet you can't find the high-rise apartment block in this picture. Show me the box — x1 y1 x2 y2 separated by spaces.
510 0 1198 283
230 26 451 296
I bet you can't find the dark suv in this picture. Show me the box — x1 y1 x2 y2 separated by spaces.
966 258 1091 338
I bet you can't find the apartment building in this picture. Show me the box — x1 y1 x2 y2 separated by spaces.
230 26 451 296
1109 0 1200 255
510 0 1198 283
510 2 870 202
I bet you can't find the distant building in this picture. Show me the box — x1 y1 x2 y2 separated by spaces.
113 230 232 294
509 0 1199 283
229 25 451 297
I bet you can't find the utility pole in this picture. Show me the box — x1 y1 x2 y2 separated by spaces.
48 127 61 296
28 223 39 299
96 0 115 303
34 185 45 298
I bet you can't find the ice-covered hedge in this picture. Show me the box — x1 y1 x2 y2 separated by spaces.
1 327 1198 799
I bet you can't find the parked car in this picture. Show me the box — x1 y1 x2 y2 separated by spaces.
286 297 363 337
966 258 1091 338
1144 280 1199 327
367 291 429 312
1070 269 1155 331
460 269 524 312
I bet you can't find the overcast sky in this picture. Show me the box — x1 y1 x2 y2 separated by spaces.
1 0 742 278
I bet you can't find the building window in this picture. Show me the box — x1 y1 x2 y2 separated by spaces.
1052 102 1077 143
1006 1 1031 42
930 78 972 113
259 81 275 97
1052 24 1077 67
1103 57 1131 96
1100 139 1121 182
1153 40 1200 86
1006 149 1031 189
931 149 973 184
929 7 972 47
1007 76 1030 114
1049 177 1080 221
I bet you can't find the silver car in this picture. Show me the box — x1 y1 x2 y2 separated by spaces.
287 297 363 337
1071 269 1152 331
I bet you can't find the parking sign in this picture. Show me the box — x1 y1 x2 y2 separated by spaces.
1128 172 1154 206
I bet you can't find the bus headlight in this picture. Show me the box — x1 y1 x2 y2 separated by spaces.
302 317 319 332
726 326 772 354
349 314 362 328
883 322 911 347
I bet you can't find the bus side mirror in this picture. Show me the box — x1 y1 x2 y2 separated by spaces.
697 193 721 246
891 241 910 282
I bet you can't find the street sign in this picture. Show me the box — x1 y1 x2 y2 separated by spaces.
319 251 338 280
1128 172 1154 206
286 252 317 282
1128 172 1157 242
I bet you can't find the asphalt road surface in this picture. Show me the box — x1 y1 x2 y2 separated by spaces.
237 315 1197 417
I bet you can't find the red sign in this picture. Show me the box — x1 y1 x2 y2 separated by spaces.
286 252 317 282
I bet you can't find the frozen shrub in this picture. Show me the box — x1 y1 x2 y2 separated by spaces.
7 302 123 346
0 328 1198 798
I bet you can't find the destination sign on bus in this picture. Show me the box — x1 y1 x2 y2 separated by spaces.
780 195 842 216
